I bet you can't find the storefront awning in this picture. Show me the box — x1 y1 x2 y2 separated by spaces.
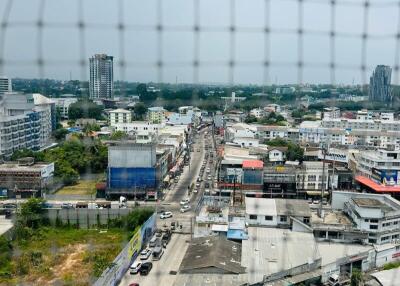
306 190 329 197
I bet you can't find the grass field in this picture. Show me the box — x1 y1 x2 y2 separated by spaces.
0 227 129 286
56 180 97 195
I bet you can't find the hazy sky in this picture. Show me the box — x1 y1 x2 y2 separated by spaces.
0 0 399 85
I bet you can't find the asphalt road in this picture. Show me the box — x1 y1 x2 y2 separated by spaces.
167 130 206 203
119 233 190 286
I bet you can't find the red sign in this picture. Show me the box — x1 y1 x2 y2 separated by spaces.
392 252 400 258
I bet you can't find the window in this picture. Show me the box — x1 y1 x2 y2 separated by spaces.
381 236 390 242
392 234 399 239
280 216 287 222
265 216 273 221
249 215 257 220
370 219 379 223
303 217 310 224
368 238 377 244
370 225 378 230
383 222 391 227
365 219 369 222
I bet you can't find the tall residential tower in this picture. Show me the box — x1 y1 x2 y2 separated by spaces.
369 65 392 103
0 77 11 94
89 54 114 99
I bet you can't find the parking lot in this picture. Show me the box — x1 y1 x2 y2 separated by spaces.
119 233 190 286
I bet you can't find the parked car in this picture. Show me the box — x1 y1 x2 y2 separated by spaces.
148 236 159 248
140 248 152 260
160 211 173 219
161 231 172 246
180 205 191 213
180 198 190 205
129 283 139 286
61 203 73 209
129 261 142 274
155 229 163 237
139 262 153 276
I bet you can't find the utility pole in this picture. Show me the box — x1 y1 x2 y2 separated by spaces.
319 146 326 218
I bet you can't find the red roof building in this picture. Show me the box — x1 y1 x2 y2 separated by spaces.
355 175 400 193
242 160 264 169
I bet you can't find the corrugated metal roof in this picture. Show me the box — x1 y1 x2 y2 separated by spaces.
356 175 400 193
242 160 264 169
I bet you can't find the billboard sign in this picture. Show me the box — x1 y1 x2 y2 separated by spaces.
372 168 398 186
140 213 157 245
318 149 348 163
128 229 141 258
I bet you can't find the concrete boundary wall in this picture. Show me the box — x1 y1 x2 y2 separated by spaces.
47 208 131 228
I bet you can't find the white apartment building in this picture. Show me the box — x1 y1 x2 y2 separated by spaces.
322 107 340 119
332 191 400 244
249 108 265 119
112 121 163 136
321 118 400 132
0 93 41 158
109 108 132 125
256 125 299 142
32 94 55 148
147 107 165 123
53 97 77 119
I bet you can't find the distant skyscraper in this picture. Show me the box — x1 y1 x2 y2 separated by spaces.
0 77 11 94
369 65 392 103
89 54 114 99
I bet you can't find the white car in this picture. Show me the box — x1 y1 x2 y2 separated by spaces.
160 211 173 219
140 248 152 260
129 261 142 274
180 205 191 213
204 189 210 194
180 198 190 205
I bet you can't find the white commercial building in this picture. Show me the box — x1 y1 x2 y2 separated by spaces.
245 197 311 227
355 147 400 185
296 161 329 191
332 191 400 244
109 108 132 125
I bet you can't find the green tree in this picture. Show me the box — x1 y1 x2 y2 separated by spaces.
110 131 126 140
136 83 147 97
11 149 45 162
133 102 147 119
244 115 258 123
350 269 363 286
286 142 304 162
68 100 104 120
53 128 68 141
19 198 48 229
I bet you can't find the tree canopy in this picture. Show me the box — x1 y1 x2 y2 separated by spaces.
68 100 104 120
